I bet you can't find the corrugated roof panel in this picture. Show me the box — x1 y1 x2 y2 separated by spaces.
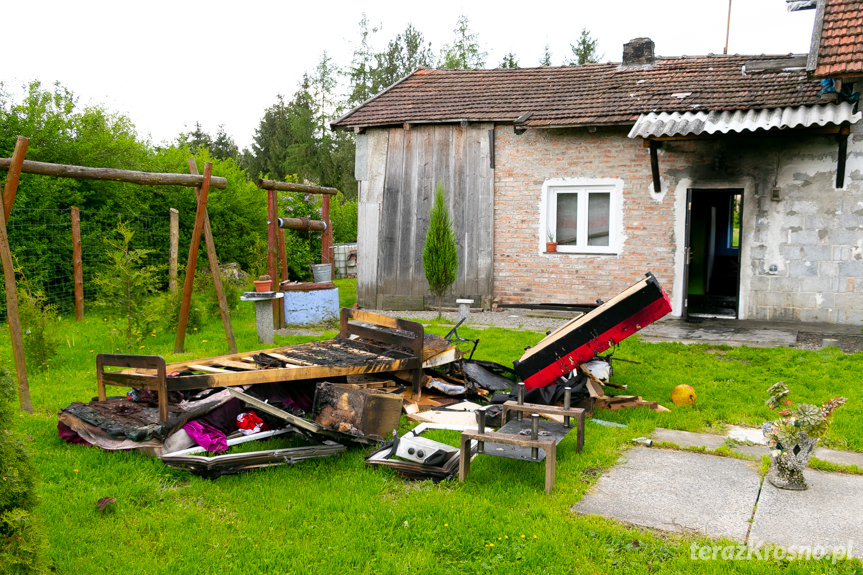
627 102 861 138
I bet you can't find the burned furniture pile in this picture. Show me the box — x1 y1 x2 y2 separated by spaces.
59 273 672 491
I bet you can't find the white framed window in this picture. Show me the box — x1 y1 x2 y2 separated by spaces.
540 178 622 254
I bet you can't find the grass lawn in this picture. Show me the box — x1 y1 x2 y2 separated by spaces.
2 279 861 574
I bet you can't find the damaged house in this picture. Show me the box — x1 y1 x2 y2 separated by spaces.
332 24 863 325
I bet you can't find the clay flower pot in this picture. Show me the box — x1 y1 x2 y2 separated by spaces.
546 242 558 253
253 280 272 293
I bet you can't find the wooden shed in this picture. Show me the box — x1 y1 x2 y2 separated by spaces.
354 124 494 310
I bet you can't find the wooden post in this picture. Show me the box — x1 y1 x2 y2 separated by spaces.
2 137 29 224
0 156 31 413
168 208 179 293
321 194 333 277
71 206 84 321
278 229 288 283
174 162 213 354
187 159 237 354
266 190 283 328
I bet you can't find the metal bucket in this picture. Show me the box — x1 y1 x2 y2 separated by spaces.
311 263 332 283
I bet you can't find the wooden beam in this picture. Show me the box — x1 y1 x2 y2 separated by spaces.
2 137 29 223
168 208 179 293
174 162 213 354
267 189 283 329
321 194 332 272
187 159 237 354
649 140 662 193
836 124 850 188
254 179 337 195
0 158 228 189
278 229 289 283
0 186 31 413
70 206 84 321
279 217 327 232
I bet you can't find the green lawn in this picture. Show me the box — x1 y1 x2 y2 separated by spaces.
2 281 862 574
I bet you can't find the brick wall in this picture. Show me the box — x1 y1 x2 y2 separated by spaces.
492 125 677 305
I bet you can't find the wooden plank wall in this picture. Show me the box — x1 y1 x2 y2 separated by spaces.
358 123 494 310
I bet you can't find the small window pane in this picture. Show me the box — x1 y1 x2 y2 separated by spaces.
556 193 578 245
587 193 610 246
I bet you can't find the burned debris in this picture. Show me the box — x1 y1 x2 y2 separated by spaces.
59 274 672 490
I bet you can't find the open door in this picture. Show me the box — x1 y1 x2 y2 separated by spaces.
684 189 743 319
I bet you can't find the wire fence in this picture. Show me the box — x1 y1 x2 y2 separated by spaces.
1 208 170 320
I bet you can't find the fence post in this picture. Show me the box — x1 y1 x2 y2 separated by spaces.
0 136 31 412
168 208 179 293
71 206 84 321
174 162 213 354
321 194 332 276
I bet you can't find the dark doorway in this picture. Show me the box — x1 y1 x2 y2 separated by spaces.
684 189 742 318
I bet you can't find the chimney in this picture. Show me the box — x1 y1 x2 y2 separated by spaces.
622 38 655 66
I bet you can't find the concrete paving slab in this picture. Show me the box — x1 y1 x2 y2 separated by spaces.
732 445 767 459
813 447 863 469
725 425 766 445
652 428 727 449
749 470 863 559
639 323 798 348
572 448 761 540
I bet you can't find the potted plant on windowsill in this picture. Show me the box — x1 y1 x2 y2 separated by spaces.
762 381 847 490
546 228 557 253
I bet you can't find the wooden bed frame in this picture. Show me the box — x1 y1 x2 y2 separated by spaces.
97 309 429 423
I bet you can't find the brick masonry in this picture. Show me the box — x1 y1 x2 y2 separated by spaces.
492 125 677 306
491 123 863 325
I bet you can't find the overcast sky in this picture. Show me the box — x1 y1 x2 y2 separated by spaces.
4 0 815 150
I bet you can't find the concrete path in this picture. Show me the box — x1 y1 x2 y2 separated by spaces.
572 448 760 541
572 443 863 559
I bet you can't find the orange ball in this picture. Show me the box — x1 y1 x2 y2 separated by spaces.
671 384 697 406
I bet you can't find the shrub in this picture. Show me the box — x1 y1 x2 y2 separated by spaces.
93 221 162 349
15 272 60 372
0 370 47 574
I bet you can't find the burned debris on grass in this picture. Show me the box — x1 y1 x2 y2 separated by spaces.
58 274 672 489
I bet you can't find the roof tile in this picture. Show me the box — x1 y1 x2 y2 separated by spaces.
334 55 820 129
813 0 863 78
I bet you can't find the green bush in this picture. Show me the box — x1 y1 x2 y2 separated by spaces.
148 288 203 333
15 275 60 372
0 370 47 574
330 192 358 244
93 221 162 349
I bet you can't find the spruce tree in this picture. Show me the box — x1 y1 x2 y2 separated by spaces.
422 183 458 311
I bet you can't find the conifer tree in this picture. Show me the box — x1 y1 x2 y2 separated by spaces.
422 183 458 311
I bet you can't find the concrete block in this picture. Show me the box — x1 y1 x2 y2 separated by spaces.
799 276 833 293
789 261 819 277
748 275 770 291
839 260 863 278
762 291 790 307
788 229 819 244
769 306 800 322
798 307 833 324
799 245 831 261
769 276 799 292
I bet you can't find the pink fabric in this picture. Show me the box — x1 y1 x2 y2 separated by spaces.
57 420 92 446
183 420 228 453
